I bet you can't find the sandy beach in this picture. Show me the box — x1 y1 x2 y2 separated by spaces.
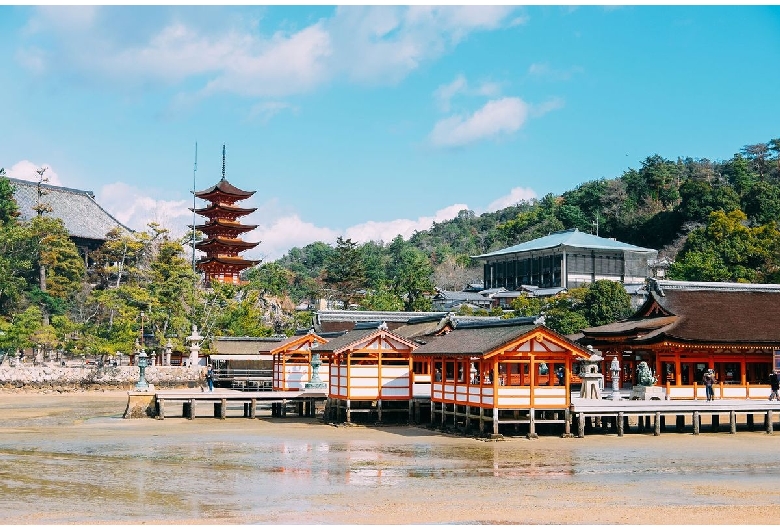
0 389 779 525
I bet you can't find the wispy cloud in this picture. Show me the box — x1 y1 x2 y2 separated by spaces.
6 160 63 186
486 187 537 211
429 97 529 148
247 101 299 124
434 74 502 112
16 6 522 105
527 62 583 81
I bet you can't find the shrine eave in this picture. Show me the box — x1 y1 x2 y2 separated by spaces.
194 179 255 199
197 256 261 267
195 237 259 250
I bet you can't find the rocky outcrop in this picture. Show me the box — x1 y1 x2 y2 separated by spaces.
0 365 204 392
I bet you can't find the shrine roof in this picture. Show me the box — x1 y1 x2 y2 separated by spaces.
581 286 780 345
9 177 132 242
196 236 259 249
192 218 258 231
413 323 540 356
473 228 656 260
191 203 257 215
313 327 416 354
194 178 255 199
197 256 260 267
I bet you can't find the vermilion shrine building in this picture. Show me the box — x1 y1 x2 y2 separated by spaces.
578 279 780 399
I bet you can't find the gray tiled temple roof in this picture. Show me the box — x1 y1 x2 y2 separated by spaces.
473 228 656 259
10 178 132 242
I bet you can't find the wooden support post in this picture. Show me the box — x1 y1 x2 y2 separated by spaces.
676 415 684 432
414 401 421 424
654 412 661 436
479 407 485 435
297 401 304 416
564 408 571 437
345 399 351 423
188 399 196 420
465 405 471 432
220 398 227 420
250 398 256 419
377 400 383 423
711 414 719 432
729 410 736 434
747 414 754 431
441 402 446 426
637 415 644 431
767 411 774 435
158 398 165 420
693 411 700 435
578 412 585 438
617 411 624 437
282 399 288 417
645 415 651 432
492 407 499 435
527 408 538 439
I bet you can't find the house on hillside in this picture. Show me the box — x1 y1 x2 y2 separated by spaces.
10 177 132 262
472 228 658 307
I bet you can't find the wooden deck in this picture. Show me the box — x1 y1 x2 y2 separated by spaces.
570 397 780 437
150 389 328 420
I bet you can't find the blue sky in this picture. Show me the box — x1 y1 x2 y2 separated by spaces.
1 5 779 261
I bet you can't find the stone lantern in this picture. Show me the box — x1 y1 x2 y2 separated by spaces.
610 355 621 401
304 339 327 390
186 325 203 367
134 347 149 391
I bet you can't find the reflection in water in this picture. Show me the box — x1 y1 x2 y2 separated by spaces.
0 395 779 524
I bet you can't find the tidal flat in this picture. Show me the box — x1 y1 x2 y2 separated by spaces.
1 391 779 525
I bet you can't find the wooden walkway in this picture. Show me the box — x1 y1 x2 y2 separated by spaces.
570 398 780 437
151 389 327 420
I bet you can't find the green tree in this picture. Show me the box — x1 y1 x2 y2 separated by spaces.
360 282 404 311
510 293 543 317
583 280 632 326
324 237 366 308
0 169 20 225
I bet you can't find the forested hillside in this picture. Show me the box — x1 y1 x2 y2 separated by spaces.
271 137 780 304
0 136 778 358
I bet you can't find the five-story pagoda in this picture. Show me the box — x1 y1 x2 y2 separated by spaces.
191 147 260 286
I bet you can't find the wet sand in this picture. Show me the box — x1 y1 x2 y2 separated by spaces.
0 390 779 525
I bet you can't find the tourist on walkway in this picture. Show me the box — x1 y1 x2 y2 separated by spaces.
206 365 214 392
703 369 715 401
769 371 779 401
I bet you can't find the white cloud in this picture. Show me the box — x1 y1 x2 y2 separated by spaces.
429 97 529 148
434 74 502 112
247 101 299 123
16 6 521 101
531 97 565 118
344 203 468 244
98 182 192 235
247 215 339 262
486 187 537 212
6 160 63 186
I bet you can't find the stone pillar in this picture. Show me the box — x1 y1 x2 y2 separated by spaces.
164 339 172 366
186 325 203 367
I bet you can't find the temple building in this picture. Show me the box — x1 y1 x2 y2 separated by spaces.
191 150 260 285
578 279 780 399
473 228 658 292
9 177 132 262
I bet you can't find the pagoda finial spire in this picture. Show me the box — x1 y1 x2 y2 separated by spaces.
221 144 226 181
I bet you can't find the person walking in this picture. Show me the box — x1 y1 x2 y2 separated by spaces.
769 370 780 401
703 369 715 402
206 365 214 393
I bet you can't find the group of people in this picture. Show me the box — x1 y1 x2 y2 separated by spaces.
703 368 780 401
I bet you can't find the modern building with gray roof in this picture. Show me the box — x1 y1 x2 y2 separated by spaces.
473 228 657 291
9 177 132 251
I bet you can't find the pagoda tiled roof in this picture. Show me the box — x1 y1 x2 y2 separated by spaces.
194 178 255 199
195 236 259 250
197 256 260 267
9 177 132 243
192 219 258 233
191 203 257 216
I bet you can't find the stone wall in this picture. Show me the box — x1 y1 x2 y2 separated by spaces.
0 365 204 392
